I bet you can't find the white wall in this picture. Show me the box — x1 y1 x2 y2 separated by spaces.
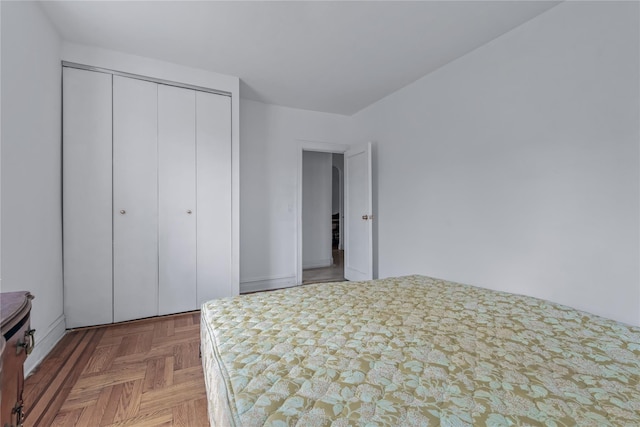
61 42 242 295
240 99 355 292
302 151 333 269
1 1 66 372
353 1 640 326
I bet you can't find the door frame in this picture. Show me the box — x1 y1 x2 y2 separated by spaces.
296 140 349 285
332 163 344 250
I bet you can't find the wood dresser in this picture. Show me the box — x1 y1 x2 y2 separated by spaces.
0 292 34 427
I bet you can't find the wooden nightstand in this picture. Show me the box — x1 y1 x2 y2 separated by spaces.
1 292 34 427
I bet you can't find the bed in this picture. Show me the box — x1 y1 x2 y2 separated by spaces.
200 275 640 426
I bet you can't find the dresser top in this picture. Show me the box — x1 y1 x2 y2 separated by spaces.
1 291 33 336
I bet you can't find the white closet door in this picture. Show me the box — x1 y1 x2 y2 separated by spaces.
63 67 113 328
113 76 159 322
196 92 232 305
158 85 197 315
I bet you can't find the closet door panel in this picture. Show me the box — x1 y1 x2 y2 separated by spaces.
63 67 113 328
196 92 232 305
158 85 197 315
113 76 159 322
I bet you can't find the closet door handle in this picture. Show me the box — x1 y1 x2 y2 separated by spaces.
120 210 126 215
186 210 192 215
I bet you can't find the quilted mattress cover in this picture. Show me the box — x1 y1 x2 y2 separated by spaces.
200 275 640 426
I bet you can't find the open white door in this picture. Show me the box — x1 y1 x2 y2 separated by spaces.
344 142 373 281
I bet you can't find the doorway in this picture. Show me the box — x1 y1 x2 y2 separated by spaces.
296 140 373 285
301 152 345 284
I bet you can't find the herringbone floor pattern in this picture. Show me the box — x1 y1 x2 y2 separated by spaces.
23 312 209 426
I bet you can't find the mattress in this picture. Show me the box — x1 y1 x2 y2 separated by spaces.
200 275 640 426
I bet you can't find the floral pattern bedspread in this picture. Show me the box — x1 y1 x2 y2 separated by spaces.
200 275 640 426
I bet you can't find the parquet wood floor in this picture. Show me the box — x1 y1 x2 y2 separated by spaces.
23 312 209 426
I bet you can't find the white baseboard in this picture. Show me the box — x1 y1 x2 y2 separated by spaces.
240 274 297 294
24 314 66 376
302 258 333 269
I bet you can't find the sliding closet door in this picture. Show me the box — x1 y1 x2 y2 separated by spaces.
158 85 197 315
63 67 113 328
113 76 159 322
196 92 232 305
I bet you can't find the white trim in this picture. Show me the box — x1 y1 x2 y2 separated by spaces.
296 140 349 285
240 274 297 293
24 314 66 376
333 163 344 251
62 61 231 97
231 91 241 297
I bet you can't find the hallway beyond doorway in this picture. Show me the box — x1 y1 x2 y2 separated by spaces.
303 249 345 284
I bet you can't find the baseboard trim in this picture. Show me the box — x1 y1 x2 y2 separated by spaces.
240 275 297 294
25 314 66 376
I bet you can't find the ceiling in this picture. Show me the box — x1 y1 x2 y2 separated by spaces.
40 1 560 116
